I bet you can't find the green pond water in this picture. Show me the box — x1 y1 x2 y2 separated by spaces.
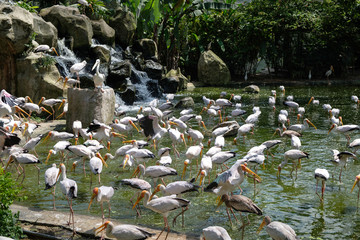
12 83 360 239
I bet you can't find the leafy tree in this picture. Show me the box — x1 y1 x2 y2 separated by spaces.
0 169 24 239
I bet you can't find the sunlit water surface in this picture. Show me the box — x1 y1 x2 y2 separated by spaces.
14 84 360 239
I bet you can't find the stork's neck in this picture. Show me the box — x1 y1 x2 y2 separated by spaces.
143 191 151 207
139 164 146 176
160 184 167 195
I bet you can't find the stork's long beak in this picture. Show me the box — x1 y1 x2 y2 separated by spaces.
15 106 31 117
351 177 359 193
4 156 14 171
52 47 59 56
256 218 267 234
181 134 187 147
339 116 343 126
129 120 139 132
41 107 52 116
306 119 317 129
123 155 129 169
71 162 76 172
88 193 97 210
43 132 51 142
328 124 335 134
45 150 52 164
242 165 261 181
216 198 224 209
26 96 33 103
199 172 205 186
131 166 140 178
56 168 62 181
56 77 63 83
95 222 107 234
201 121 207 130
58 99 65 110
149 188 159 201
132 194 144 209
56 112 65 119
11 124 17 133
38 97 44 106
63 77 69 88
181 162 188 180
22 124 28 136
96 152 108 168
307 96 314 105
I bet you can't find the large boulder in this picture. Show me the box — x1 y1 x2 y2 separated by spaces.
91 45 111 63
243 84 260 93
160 68 188 93
175 97 195 109
133 39 158 60
16 52 64 102
198 50 231 86
0 4 58 93
32 14 58 48
40 5 93 50
91 19 115 47
66 88 115 131
107 60 131 89
109 8 136 47
143 60 162 80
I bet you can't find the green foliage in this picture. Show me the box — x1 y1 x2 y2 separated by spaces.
36 55 57 69
78 0 110 20
16 0 39 13
0 169 24 239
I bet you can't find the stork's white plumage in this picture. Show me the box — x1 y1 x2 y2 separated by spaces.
133 164 177 184
88 186 114 220
290 135 301 149
158 147 172 166
72 120 82 138
257 216 298 240
89 153 108 186
95 221 155 240
269 96 276 110
283 100 299 109
234 123 254 144
349 138 360 153
197 155 212 185
34 45 58 55
314 168 329 201
278 149 309 179
152 179 199 198
44 130 74 142
328 124 360 143
92 59 105 91
70 60 87 87
133 190 190 240
211 151 236 168
5 152 40 184
57 163 77 235
204 162 261 197
351 174 360 209
289 118 317 132
46 140 71 163
202 226 231 240
44 163 59 209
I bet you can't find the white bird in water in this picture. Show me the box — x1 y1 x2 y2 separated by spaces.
278 150 309 179
88 186 114 221
44 163 59 209
328 124 360 143
201 226 231 240
95 220 155 240
257 216 298 240
132 190 190 240
56 163 78 236
314 168 329 202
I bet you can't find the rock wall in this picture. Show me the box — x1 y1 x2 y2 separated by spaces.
66 88 115 132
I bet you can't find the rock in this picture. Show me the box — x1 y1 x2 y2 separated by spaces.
66 88 115 131
243 84 260 93
197 50 231 86
109 8 136 47
0 4 34 55
143 60 162 80
175 97 195 109
16 52 64 103
32 13 58 48
91 45 111 63
79 73 95 89
91 19 115 47
117 84 135 105
133 38 158 60
40 5 93 50
160 68 188 93
107 60 131 89
146 79 163 99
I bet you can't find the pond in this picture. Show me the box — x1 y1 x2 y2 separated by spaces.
13 83 360 239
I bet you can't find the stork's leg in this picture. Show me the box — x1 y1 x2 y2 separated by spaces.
34 165 40 184
52 185 56 210
321 181 326 202
33 148 39 158
339 167 343 183
161 178 167 187
51 106 55 120
82 157 86 177
98 172 101 185
229 208 239 224
70 198 76 236
108 202 111 218
90 173 92 191
172 206 188 227
101 202 104 223
225 208 233 226
156 216 168 240
21 167 26 185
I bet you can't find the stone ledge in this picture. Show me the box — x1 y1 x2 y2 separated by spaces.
10 204 199 240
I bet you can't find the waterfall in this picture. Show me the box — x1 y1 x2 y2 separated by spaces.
55 38 162 108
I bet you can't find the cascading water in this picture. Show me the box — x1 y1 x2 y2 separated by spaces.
54 38 163 110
